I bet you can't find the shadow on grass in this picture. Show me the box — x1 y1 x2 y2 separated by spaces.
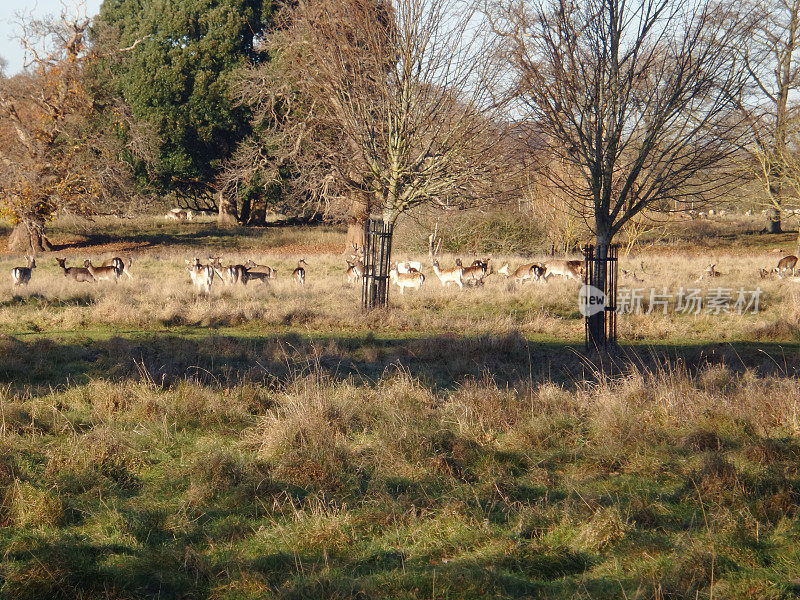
1 330 798 391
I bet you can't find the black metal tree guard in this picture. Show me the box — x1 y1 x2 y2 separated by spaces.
362 218 394 309
583 243 619 351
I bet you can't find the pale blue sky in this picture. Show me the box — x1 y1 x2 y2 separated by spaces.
0 0 103 75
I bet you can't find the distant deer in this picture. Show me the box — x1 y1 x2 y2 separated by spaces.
56 257 95 283
432 260 464 289
243 260 276 285
101 256 133 279
776 255 798 277
390 268 425 294
696 264 721 281
543 260 583 281
498 262 546 284
84 260 121 283
186 258 214 294
293 259 307 285
11 256 36 286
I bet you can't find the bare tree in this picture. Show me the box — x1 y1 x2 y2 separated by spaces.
0 2 134 252
738 0 800 233
490 0 746 347
226 0 516 249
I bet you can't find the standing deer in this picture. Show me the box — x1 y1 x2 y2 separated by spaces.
11 256 36 286
84 260 121 283
209 257 248 286
186 258 214 294
390 268 425 294
102 256 133 279
243 260 276 285
56 258 95 283
499 262 546 284
293 259 307 285
432 260 464 289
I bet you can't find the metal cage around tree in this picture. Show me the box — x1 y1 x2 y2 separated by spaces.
583 243 619 350
362 218 394 309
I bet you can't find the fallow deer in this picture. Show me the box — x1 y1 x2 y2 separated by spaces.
11 256 36 286
56 258 95 283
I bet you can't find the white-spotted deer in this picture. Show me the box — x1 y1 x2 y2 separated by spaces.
11 256 36 286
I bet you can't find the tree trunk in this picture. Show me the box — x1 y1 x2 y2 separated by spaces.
586 234 611 351
7 219 52 253
239 195 252 225
217 191 238 225
767 206 782 234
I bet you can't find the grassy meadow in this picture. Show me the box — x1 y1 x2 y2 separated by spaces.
1 213 800 599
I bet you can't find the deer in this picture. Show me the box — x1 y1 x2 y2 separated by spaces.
498 262 546 284
101 256 133 279
696 264 722 281
346 258 363 284
432 260 464 289
84 260 121 283
165 208 194 221
56 257 95 283
776 255 798 277
293 259 307 285
186 258 214 294
396 260 424 274
209 256 248 286
11 256 36 286
390 268 425 294
243 260 276 285
543 259 583 281
455 258 489 286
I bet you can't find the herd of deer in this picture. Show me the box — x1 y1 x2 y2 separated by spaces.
9 251 799 292
11 256 135 286
343 243 585 295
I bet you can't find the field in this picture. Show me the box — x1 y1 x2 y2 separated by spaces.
1 213 800 599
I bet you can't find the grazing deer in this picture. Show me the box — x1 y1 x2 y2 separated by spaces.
543 260 583 281
165 208 194 221
776 255 798 277
243 260 276 285
11 256 36 286
390 268 425 294
209 257 248 286
293 259 307 285
84 260 121 283
56 257 95 283
696 264 721 281
499 262 546 284
102 256 133 279
186 258 214 294
432 260 464 289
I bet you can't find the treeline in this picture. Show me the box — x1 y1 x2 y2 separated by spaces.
1 0 800 254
